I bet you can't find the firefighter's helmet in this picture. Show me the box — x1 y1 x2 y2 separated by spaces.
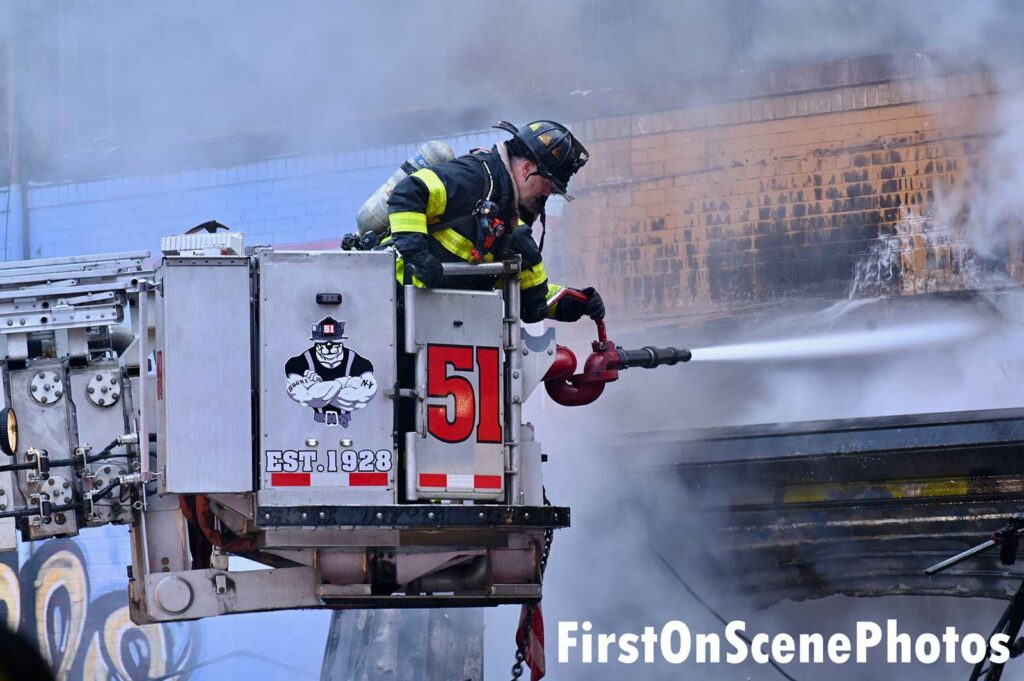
494 120 589 195
310 316 348 343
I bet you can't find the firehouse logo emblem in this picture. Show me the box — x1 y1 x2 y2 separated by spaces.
285 316 378 428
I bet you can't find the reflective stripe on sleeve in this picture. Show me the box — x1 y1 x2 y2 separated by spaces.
411 168 447 219
395 258 426 288
545 283 564 318
433 228 494 263
520 261 548 289
389 211 427 234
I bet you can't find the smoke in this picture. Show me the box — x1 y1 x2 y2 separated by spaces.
3 1 1024 183
483 291 1024 680
486 3 1024 679
960 69 1024 261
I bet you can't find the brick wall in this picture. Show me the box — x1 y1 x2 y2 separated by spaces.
554 70 1011 323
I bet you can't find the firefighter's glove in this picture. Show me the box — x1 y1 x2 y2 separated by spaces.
407 253 444 288
554 287 605 322
504 227 540 264
582 287 605 320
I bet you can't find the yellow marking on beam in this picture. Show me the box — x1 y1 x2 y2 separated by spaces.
782 478 970 504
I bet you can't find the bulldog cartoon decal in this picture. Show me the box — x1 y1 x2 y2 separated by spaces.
284 315 378 428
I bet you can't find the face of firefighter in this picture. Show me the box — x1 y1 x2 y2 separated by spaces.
314 340 345 367
513 159 555 215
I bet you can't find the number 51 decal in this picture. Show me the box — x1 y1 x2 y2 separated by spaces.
427 344 502 444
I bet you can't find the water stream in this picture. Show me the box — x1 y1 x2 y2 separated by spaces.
689 318 984 362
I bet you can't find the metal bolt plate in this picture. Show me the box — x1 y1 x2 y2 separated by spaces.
29 371 64 405
155 576 194 614
30 475 72 524
91 465 126 495
87 372 121 407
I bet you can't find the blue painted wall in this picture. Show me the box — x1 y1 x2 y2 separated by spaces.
7 130 500 261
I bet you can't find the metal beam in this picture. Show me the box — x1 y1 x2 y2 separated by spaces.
626 408 1024 604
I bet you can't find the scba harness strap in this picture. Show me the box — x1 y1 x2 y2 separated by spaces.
392 151 514 285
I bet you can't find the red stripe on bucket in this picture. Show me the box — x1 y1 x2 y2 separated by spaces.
418 474 446 488
474 475 503 489
271 473 310 486
349 472 388 486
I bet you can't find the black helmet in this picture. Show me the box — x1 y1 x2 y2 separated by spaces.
310 316 348 343
494 120 589 195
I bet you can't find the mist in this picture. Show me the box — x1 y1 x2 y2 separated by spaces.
3 1 1024 183
484 1 1024 677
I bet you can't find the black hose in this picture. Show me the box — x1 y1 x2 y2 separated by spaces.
0 461 36 473
90 480 121 503
84 434 154 462
0 434 140 474
0 506 39 519
0 501 78 520
0 484 119 520
85 437 122 463
0 435 138 519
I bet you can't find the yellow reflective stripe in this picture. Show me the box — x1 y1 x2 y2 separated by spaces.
390 211 427 234
545 283 564 318
395 258 426 288
433 228 494 263
412 168 447 219
521 261 547 289
782 478 970 504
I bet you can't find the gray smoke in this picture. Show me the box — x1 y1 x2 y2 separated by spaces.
484 2 1024 679
3 0 1024 182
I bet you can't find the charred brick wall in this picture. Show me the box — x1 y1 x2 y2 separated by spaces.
553 68 1010 322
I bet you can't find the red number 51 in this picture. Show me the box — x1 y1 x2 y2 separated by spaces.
427 344 502 444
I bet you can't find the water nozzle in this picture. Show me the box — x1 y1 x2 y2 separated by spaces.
615 346 692 370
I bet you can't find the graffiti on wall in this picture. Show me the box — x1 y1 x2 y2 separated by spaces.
0 539 199 680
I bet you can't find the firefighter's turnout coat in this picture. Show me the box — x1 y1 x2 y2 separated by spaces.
386 143 577 324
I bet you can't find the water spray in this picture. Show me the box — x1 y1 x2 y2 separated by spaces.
689 318 985 363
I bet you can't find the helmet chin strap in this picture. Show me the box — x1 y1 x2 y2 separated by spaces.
525 169 573 202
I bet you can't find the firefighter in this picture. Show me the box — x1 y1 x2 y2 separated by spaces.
386 120 605 324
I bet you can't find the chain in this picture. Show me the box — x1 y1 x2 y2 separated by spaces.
510 490 555 680
511 604 533 679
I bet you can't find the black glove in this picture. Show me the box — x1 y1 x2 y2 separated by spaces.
502 226 542 267
581 287 605 320
406 252 444 287
553 286 605 322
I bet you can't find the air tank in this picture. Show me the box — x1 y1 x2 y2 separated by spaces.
356 141 456 235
